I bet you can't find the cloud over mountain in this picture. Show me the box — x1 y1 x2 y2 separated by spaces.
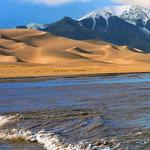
19 0 150 7
113 0 150 8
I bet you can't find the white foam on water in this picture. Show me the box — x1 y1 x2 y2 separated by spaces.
0 114 23 128
0 129 36 142
0 128 114 150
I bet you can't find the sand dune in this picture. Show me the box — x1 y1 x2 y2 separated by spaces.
0 29 150 77
0 29 149 65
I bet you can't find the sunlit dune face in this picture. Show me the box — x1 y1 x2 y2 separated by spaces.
0 29 149 65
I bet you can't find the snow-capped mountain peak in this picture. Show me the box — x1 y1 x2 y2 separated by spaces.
79 5 150 26
79 5 131 21
79 9 113 21
78 9 113 29
78 5 132 30
121 5 150 24
99 5 131 16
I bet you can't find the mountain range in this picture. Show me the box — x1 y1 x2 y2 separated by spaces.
16 5 150 53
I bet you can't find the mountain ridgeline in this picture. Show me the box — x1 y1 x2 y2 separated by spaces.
17 5 150 53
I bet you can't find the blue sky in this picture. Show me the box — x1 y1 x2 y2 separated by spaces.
0 0 147 28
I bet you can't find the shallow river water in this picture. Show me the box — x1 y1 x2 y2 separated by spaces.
0 73 150 150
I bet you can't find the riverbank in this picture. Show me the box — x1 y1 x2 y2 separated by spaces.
0 63 150 80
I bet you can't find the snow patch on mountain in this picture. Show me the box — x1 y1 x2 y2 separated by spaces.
27 23 47 30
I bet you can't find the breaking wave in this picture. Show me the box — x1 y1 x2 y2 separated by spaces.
0 128 118 150
0 114 120 150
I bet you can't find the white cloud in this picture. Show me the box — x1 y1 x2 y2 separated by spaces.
21 0 91 5
113 0 150 8
19 0 150 8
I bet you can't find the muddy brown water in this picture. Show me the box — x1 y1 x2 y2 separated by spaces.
0 73 150 150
